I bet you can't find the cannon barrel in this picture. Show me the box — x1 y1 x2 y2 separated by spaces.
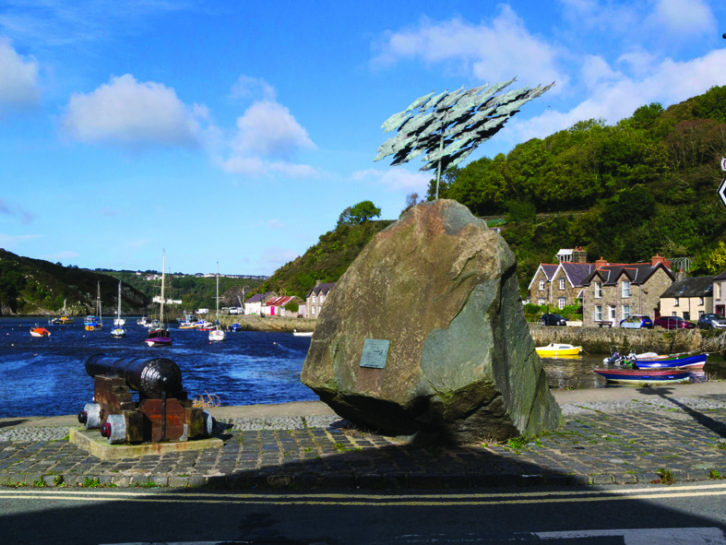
85 354 185 399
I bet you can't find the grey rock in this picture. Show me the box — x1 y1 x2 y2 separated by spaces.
301 200 560 444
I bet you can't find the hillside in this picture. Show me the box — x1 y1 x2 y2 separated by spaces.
0 249 149 316
432 85 726 292
258 219 394 298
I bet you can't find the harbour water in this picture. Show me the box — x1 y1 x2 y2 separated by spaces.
1 318 724 417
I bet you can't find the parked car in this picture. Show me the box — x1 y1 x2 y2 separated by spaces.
540 313 567 326
697 313 726 330
619 315 653 329
653 316 696 329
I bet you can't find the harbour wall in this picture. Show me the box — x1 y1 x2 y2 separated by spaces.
529 324 726 358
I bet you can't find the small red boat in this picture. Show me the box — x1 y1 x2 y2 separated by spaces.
30 326 51 337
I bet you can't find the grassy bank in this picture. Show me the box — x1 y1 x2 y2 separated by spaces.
215 314 316 333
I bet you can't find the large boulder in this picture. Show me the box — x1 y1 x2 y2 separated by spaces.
301 200 560 444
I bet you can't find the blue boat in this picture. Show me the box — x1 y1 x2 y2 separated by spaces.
603 351 707 369
593 367 692 384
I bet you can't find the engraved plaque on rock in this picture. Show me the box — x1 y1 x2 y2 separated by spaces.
359 339 390 369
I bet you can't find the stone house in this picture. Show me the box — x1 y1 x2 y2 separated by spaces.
305 282 335 319
527 247 595 309
580 255 674 327
659 276 714 320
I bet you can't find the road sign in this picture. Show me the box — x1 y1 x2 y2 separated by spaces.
719 177 726 208
722 157 726 171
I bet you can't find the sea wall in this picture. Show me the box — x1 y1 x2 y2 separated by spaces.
529 324 726 357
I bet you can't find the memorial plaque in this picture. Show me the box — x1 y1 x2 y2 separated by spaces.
359 339 390 369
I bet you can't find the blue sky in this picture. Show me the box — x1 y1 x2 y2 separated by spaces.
1 1 725 275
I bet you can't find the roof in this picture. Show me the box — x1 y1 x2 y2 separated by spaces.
660 276 715 299
527 264 558 290
264 295 301 306
307 282 336 297
560 263 598 287
582 262 674 286
246 292 276 304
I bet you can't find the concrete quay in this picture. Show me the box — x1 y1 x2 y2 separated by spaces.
0 383 724 490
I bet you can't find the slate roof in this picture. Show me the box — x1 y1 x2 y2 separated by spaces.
246 292 276 304
660 276 715 298
560 263 598 287
306 282 336 298
582 263 674 286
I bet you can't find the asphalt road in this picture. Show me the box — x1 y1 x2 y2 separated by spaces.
1 482 725 544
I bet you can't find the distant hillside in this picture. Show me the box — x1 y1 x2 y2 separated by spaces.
0 249 149 316
258 219 394 298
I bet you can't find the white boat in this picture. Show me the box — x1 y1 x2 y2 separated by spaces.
85 283 104 331
209 262 226 342
145 251 172 347
111 281 126 337
293 329 313 337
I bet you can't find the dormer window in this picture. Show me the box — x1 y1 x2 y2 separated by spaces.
622 280 631 298
594 282 602 299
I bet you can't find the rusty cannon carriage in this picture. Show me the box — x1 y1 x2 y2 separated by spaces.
78 353 214 444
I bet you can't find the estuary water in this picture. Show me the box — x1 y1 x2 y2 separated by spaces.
1 317 724 417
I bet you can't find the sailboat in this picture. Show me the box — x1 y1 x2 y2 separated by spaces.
110 281 126 337
209 262 226 342
84 283 103 331
145 251 172 347
49 299 74 325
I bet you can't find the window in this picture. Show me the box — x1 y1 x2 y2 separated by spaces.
698 297 704 305
538 298 545 305
622 305 630 319
558 297 566 309
594 282 602 299
608 305 616 321
622 280 631 298
674 297 679 307
538 280 545 291
595 305 602 321
559 279 565 290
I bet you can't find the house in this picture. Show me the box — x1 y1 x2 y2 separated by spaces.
263 295 304 318
580 255 674 327
527 247 595 309
659 276 715 320
305 282 336 318
244 292 276 316
712 270 726 316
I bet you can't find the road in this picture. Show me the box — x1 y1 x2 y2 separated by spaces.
1 482 726 544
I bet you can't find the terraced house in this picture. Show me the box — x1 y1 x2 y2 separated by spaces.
527 248 596 310
580 255 674 327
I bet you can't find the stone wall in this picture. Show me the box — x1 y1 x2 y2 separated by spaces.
529 324 708 355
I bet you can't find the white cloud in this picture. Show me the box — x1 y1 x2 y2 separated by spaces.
372 7 564 90
217 95 317 177
647 0 715 37
61 74 202 149
513 48 726 143
0 233 42 249
352 167 431 191
230 75 276 102
0 37 40 111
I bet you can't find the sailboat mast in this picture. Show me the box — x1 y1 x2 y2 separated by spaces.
117 281 122 320
160 250 166 325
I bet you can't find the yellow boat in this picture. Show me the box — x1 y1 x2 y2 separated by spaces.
535 343 582 357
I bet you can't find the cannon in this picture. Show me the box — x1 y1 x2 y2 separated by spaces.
78 354 214 444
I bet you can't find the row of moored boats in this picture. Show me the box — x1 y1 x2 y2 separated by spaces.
535 343 707 384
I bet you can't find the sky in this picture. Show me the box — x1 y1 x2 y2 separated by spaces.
1 0 725 276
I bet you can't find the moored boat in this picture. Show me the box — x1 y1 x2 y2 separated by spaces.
604 351 707 369
593 367 692 384
293 329 313 337
145 250 172 347
30 326 51 337
535 343 582 357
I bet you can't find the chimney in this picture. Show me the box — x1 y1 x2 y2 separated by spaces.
651 254 671 269
573 247 587 264
595 257 608 270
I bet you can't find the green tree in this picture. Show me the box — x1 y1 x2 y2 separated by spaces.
336 201 382 226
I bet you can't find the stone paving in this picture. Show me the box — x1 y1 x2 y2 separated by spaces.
0 401 725 490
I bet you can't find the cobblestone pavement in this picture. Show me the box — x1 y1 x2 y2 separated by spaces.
1 397 725 490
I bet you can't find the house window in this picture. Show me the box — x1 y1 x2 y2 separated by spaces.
608 305 616 321
559 279 565 290
622 281 631 298
674 297 679 307
595 305 602 321
558 297 566 309
699 297 704 305
538 298 545 306
622 305 630 319
538 280 545 291
594 282 602 299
